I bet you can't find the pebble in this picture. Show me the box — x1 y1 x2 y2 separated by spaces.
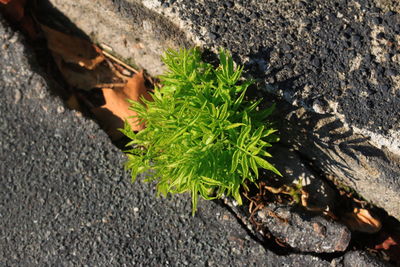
121 69 131 76
8 34 18 43
14 89 21 104
225 1 234 8
208 32 217 41
57 106 65 113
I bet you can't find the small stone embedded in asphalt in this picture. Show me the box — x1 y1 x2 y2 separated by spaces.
57 105 65 113
208 32 217 41
14 89 21 104
225 1 234 8
311 57 321 68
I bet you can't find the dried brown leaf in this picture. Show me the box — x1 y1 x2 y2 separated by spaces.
52 52 115 91
41 24 104 70
342 208 382 233
373 231 400 264
91 71 152 140
375 236 398 250
1 0 38 39
122 71 153 103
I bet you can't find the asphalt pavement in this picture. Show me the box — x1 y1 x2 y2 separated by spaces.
0 15 333 266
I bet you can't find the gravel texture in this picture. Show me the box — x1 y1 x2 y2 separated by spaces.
0 15 334 266
342 250 389 266
161 0 400 137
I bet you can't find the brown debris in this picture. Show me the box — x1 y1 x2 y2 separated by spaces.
41 24 104 70
91 71 152 140
39 24 121 91
375 236 397 251
36 22 152 140
51 52 117 91
341 208 382 233
0 0 37 39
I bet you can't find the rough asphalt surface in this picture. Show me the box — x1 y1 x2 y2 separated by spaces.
160 0 400 136
0 16 341 266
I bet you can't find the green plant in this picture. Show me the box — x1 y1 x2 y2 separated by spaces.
121 48 281 215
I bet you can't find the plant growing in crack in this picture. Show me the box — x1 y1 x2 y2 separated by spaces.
121 48 281 215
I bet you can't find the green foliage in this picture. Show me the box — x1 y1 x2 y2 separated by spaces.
121 48 281 215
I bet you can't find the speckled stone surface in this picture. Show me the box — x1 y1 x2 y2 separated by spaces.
154 0 399 136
